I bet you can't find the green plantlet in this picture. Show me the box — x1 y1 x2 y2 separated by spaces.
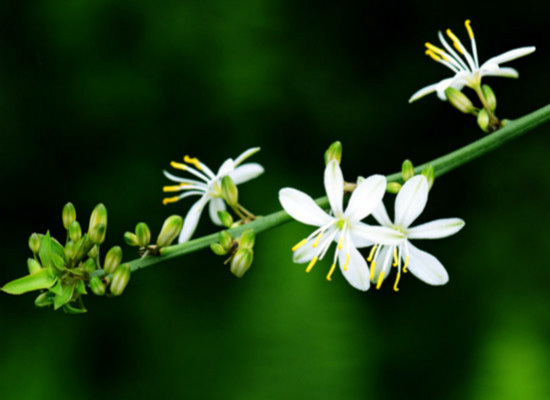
110 264 131 296
156 215 183 247
62 202 76 230
135 222 151 247
221 176 238 207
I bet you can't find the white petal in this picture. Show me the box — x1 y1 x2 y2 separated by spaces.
435 77 463 100
233 147 261 166
351 222 405 246
482 46 536 67
229 163 264 185
208 197 226 226
324 160 344 216
344 174 386 221
371 245 393 284
292 230 334 264
279 188 332 227
338 236 370 291
372 201 392 227
395 175 429 228
409 81 441 103
405 241 449 285
408 218 465 239
480 66 519 79
217 158 235 177
178 197 209 243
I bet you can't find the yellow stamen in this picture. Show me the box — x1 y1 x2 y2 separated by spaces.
326 263 337 281
367 245 378 262
337 235 345 250
184 155 203 170
446 29 464 54
342 253 350 271
292 239 308 252
312 233 324 248
392 248 399 267
403 256 409 273
306 256 318 273
163 183 188 192
162 196 179 205
393 271 401 292
376 271 385 290
369 260 376 280
425 49 441 62
170 161 187 171
464 19 474 40
425 42 447 57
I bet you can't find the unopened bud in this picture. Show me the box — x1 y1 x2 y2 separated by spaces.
89 223 106 244
87 245 99 259
324 141 343 165
401 159 415 182
135 222 151 247
124 232 140 247
88 203 107 243
218 231 232 251
421 165 435 190
156 215 183 247
239 229 255 250
218 211 234 228
75 234 95 261
89 276 106 296
110 264 131 295
35 292 54 307
221 176 239 207
27 258 42 274
230 248 253 278
62 202 77 230
104 246 123 274
477 108 490 133
386 182 402 194
69 221 82 242
210 243 228 256
445 87 475 114
82 258 96 274
28 233 41 254
482 84 497 112
64 241 76 260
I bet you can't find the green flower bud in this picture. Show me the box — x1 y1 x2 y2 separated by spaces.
75 234 95 261
135 222 151 247
239 229 255 250
89 276 106 296
64 241 76 260
221 176 238 207
421 165 435 190
386 182 402 194
88 203 107 243
477 108 490 133
82 258 96 274
69 221 82 243
210 243 228 256
27 258 42 274
124 231 140 247
87 245 99 259
218 231 232 251
401 159 415 182
218 211 234 228
28 233 41 254
156 215 183 247
104 246 123 274
324 141 343 165
62 202 76 230
110 264 131 296
445 87 475 114
230 248 253 278
89 223 106 244
35 292 54 308
482 84 497 112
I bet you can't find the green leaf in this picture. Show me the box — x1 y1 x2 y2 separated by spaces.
34 292 55 307
50 253 67 271
50 237 66 260
38 231 53 270
74 279 87 295
53 282 75 310
1 269 58 295
63 301 87 314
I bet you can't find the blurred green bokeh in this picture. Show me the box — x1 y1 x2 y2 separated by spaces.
0 1 548 399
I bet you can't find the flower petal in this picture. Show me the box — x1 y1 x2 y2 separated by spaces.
279 188 332 227
233 147 261 166
409 81 441 103
229 163 264 185
480 66 519 79
482 46 536 67
178 196 209 243
371 245 393 284
395 175 429 228
351 222 405 246
405 241 449 285
217 158 235 177
372 202 392 227
324 160 344 216
208 197 226 226
408 218 465 239
338 235 370 291
345 174 386 221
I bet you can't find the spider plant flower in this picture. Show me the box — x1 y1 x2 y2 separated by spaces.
368 175 465 291
409 19 536 102
279 160 405 291
163 147 264 243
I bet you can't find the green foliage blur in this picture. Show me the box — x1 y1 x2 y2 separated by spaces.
0 1 548 399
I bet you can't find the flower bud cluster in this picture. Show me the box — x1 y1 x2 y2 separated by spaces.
210 229 256 278
124 215 183 256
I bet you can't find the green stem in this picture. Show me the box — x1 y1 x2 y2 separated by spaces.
128 104 550 273
474 85 499 127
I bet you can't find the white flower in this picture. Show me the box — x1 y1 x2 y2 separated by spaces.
409 19 536 102
368 175 465 291
279 160 406 291
163 147 264 243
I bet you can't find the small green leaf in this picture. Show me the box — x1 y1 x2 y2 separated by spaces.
35 292 55 307
38 231 53 270
53 282 76 310
50 237 66 260
63 301 87 314
1 269 57 295
75 279 87 295
51 253 67 271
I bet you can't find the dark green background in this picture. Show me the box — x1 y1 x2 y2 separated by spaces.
0 1 548 399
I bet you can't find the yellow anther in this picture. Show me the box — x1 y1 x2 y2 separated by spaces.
367 245 378 262
369 260 376 280
292 239 308 252
326 263 337 281
425 42 446 57
163 184 187 192
183 155 203 170
343 253 350 271
312 233 324 248
393 248 399 267
376 271 385 290
393 271 401 292
446 29 464 54
465 19 474 40
337 235 345 250
403 256 409 273
162 196 179 205
425 49 441 62
306 256 318 273
170 161 187 171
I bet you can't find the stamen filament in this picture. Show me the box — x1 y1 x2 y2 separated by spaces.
312 233 324 248
163 183 188 192
393 271 401 292
292 239 308 252
184 155 203 170
162 196 179 205
425 49 441 62
464 19 474 40
376 271 385 290
306 256 318 273
446 29 464 54
403 256 409 273
326 263 337 281
369 260 376 280
367 245 378 262
342 253 350 271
